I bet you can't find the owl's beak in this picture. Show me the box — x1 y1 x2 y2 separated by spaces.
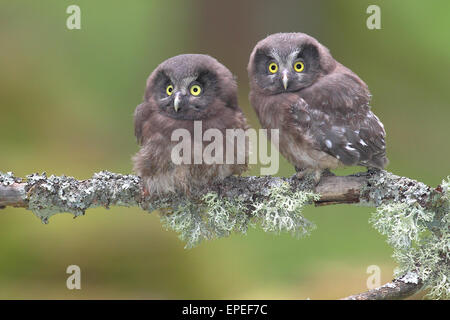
282 70 289 90
174 93 181 112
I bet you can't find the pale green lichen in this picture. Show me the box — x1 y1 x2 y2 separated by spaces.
369 176 450 299
0 171 22 185
251 181 319 237
158 195 249 249
25 171 141 223
362 170 431 207
158 181 318 249
370 202 435 250
442 176 450 202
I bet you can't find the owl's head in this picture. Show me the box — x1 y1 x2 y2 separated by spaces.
144 54 238 120
248 33 336 95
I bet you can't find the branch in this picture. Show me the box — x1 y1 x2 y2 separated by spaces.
0 169 445 300
342 272 423 300
0 169 438 211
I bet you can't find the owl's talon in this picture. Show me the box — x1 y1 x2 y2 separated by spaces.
367 167 381 174
295 171 305 179
295 167 307 179
294 168 322 185
321 168 335 177
312 170 323 185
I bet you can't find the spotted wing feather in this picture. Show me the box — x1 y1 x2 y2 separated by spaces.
290 73 387 169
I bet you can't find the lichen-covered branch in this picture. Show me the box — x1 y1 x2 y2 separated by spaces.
0 169 440 214
0 169 448 300
342 272 423 300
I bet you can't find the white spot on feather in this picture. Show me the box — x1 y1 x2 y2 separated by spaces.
325 140 332 148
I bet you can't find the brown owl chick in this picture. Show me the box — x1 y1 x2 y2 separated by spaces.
248 33 388 182
133 54 249 196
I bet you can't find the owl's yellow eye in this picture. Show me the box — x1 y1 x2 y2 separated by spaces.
190 84 202 96
166 85 174 96
268 62 278 74
293 61 304 72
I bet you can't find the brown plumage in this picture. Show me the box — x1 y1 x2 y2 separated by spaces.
248 33 388 181
133 54 248 195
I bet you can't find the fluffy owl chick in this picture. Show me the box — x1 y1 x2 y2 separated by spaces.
133 54 249 196
248 33 387 182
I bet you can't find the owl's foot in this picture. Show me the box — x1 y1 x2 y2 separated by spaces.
312 170 322 184
367 167 382 174
295 167 307 179
321 168 336 177
295 167 322 185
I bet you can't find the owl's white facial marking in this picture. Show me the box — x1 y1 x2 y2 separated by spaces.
270 49 300 69
154 68 220 120
272 50 303 90
176 76 197 93
252 44 314 94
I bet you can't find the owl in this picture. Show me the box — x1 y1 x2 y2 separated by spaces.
133 54 249 196
248 33 387 182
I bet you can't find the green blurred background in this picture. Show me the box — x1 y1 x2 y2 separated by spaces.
0 0 449 299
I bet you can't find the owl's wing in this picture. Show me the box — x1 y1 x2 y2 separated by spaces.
290 95 387 169
133 103 147 145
